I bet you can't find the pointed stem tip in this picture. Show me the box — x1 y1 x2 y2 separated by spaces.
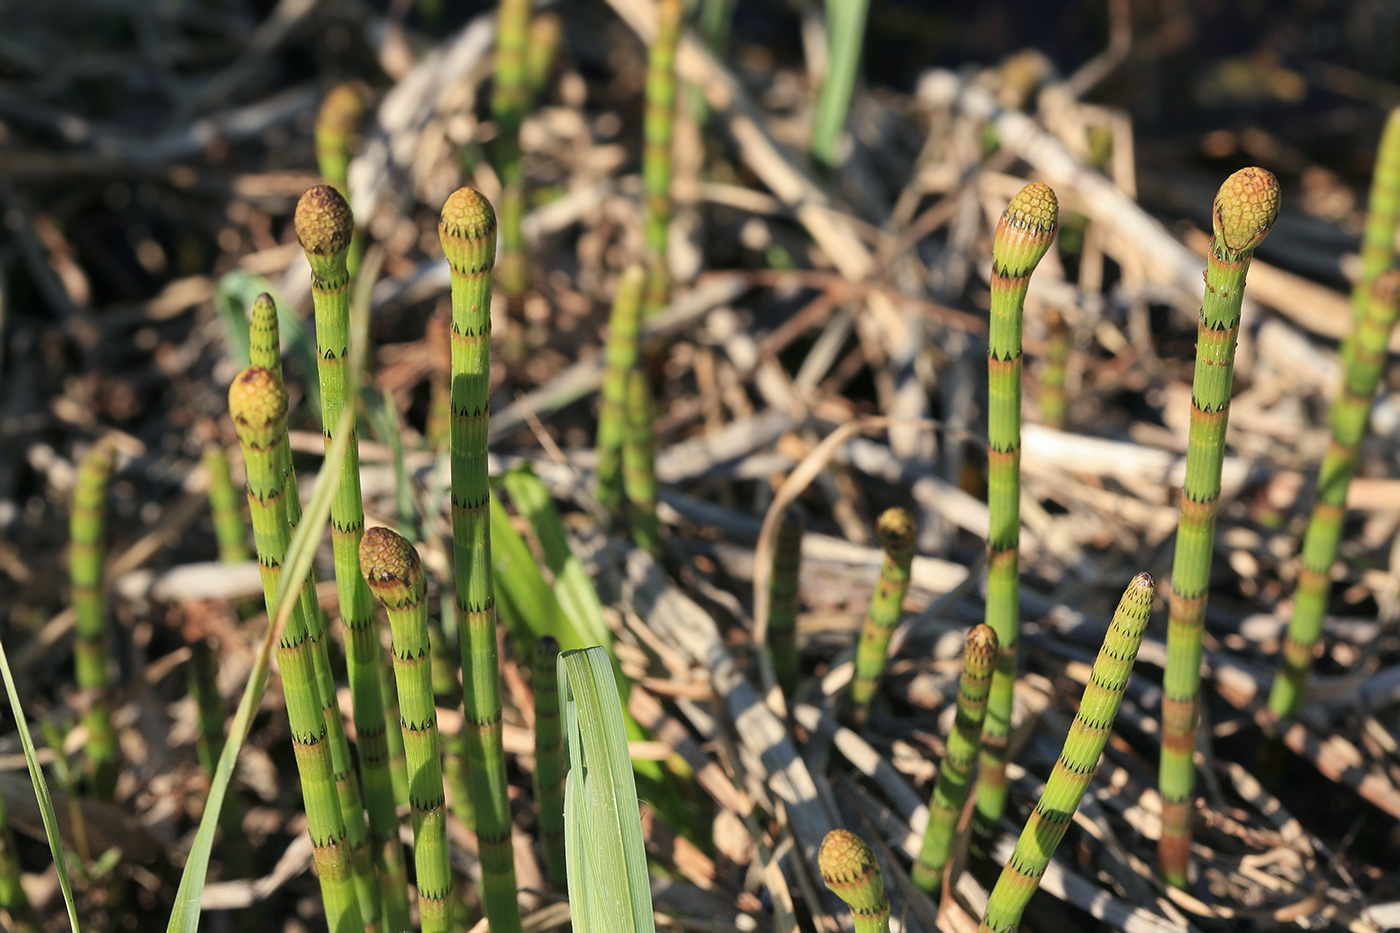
1213 167 1280 256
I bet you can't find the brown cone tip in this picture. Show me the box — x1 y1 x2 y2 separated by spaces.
999 181 1059 237
876 507 917 554
440 187 497 244
294 184 354 256
359 526 424 594
318 83 365 135
966 623 999 657
818 829 877 887
228 366 288 430
1213 167 1279 254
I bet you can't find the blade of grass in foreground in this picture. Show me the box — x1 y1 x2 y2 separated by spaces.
0 639 81 933
559 646 655 933
166 404 356 933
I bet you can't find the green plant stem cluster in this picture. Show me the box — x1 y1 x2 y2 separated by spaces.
1158 167 1279 887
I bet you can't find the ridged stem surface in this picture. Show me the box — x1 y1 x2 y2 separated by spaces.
297 184 410 931
440 187 522 933
976 182 1058 837
71 438 118 800
768 508 806 697
1159 167 1279 887
848 507 917 725
532 636 567 885
644 0 683 269
493 0 531 298
229 366 363 933
361 528 453 933
913 624 998 894
1268 270 1400 718
596 265 646 515
251 290 381 922
623 366 660 555
315 83 367 278
818 829 890 933
1354 109 1400 322
1039 308 1069 430
204 444 249 564
978 573 1154 933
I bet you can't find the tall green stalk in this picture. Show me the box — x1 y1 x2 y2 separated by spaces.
643 0 683 318
439 186 522 933
524 13 561 104
976 182 1058 838
1159 167 1279 887
493 0 531 299
848 507 917 727
71 437 119 801
1268 268 1400 718
295 184 411 931
810 0 870 170
228 366 364 933
912 624 998 895
1353 109 1400 322
360 527 453 933
596 265 646 516
315 83 367 278
623 366 660 555
187 634 253 876
818 829 890 933
1039 308 1069 430
203 444 249 564
978 573 1154 933
250 290 384 924
768 507 806 698
533 636 567 886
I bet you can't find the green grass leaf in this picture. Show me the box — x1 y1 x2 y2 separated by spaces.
0 638 81 932
559 647 655 933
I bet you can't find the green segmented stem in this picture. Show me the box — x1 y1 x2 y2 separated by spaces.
818 829 890 933
188 634 255 877
596 265 646 515
296 184 411 932
71 437 118 801
913 624 998 895
1159 167 1279 887
251 289 383 923
976 181 1058 838
1039 308 1069 430
204 444 250 564
768 508 806 698
623 367 661 555
524 13 561 103
379 654 410 811
644 0 683 270
315 83 367 278
360 527 453 933
849 507 917 727
1268 269 1400 718
1354 109 1400 323
979 573 1154 933
533 636 567 885
493 0 531 299
229 366 364 933
810 0 870 171
440 186 522 933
